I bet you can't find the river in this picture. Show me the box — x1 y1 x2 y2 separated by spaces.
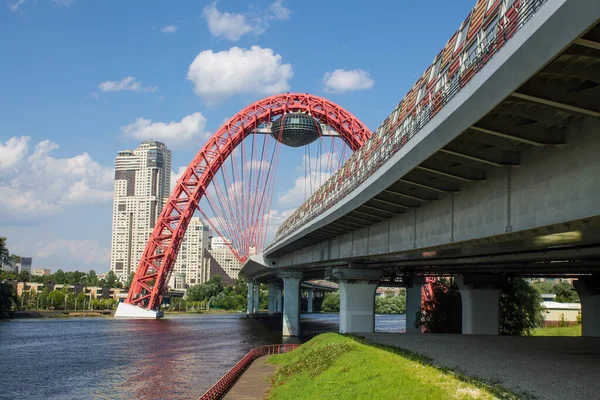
0 313 405 399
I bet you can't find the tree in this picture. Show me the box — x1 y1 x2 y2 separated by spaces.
46 290 65 310
321 292 340 312
532 280 554 295
125 272 135 289
17 271 31 282
53 269 66 284
552 281 579 303
0 282 17 318
0 237 10 266
86 270 99 287
375 294 406 314
500 278 544 336
105 270 119 288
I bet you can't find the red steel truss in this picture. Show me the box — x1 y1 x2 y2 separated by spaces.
126 93 372 311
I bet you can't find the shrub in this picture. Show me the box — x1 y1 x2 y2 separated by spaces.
321 292 340 312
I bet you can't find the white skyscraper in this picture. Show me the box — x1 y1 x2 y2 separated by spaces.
208 246 242 280
110 140 172 282
172 217 211 286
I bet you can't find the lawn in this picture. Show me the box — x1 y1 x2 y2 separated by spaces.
267 333 518 400
533 325 581 336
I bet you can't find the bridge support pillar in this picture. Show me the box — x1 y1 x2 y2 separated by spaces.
405 276 425 333
278 270 302 336
276 286 283 313
247 280 254 316
332 268 382 334
456 275 506 335
574 276 600 337
307 288 314 313
268 282 277 315
253 282 260 314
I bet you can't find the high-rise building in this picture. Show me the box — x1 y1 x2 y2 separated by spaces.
172 217 211 286
110 140 172 282
211 237 229 249
19 258 32 274
208 246 242 280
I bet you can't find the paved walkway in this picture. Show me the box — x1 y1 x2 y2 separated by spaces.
223 356 277 400
360 333 600 400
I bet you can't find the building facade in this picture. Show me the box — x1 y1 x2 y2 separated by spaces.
208 246 242 280
172 217 211 286
109 140 172 282
19 258 32 274
32 268 51 276
211 237 229 249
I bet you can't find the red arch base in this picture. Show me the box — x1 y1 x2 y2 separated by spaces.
123 93 372 312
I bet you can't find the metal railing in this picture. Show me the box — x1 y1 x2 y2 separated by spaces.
272 0 547 244
198 344 301 400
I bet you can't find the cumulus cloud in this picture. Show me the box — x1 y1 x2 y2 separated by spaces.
0 137 113 223
161 24 177 33
121 112 210 150
37 239 110 265
277 171 332 208
0 136 30 170
202 1 290 41
98 76 158 93
323 69 375 93
187 46 292 106
170 166 187 191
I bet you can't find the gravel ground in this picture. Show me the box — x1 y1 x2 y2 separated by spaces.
359 333 600 400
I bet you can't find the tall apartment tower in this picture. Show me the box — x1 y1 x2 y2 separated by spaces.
172 217 211 286
110 140 172 282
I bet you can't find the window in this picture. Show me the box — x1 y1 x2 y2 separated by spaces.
487 0 496 10
454 29 463 52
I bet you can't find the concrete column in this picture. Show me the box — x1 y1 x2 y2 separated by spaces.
405 276 425 333
268 282 277 315
246 280 254 316
253 283 260 313
307 288 314 313
574 276 600 337
277 270 302 336
456 275 505 335
332 268 382 334
276 286 283 313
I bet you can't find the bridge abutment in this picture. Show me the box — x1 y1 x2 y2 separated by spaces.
405 276 425 333
246 280 254 316
332 268 382 334
278 270 302 336
575 276 600 337
456 275 506 335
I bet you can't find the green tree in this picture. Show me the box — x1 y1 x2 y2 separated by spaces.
53 269 66 284
47 290 65 310
532 280 554 295
125 272 135 289
552 281 579 303
500 278 544 336
17 271 31 282
375 294 406 314
105 270 119 288
86 270 99 286
321 292 340 312
0 283 17 318
0 237 10 266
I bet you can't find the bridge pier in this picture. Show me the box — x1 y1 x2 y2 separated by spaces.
332 268 382 334
456 275 506 335
253 282 260 314
276 286 283 313
246 280 254 316
278 270 302 336
405 276 425 333
307 288 313 313
268 282 277 315
575 276 600 337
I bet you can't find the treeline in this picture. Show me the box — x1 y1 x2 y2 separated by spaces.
321 290 407 314
0 269 125 289
531 280 579 303
167 276 252 312
15 285 117 311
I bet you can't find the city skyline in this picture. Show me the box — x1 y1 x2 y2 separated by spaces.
0 0 478 272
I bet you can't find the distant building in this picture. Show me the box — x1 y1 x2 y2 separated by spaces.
211 237 229 249
15 282 124 300
32 268 51 276
109 140 172 282
172 217 211 286
19 258 32 274
541 294 581 326
208 246 241 280
0 261 17 273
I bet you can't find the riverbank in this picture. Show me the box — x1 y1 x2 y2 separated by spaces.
266 333 514 399
8 310 113 319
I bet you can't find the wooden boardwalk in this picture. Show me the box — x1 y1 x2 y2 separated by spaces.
223 356 277 400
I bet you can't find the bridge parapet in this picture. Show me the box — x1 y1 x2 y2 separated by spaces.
273 0 548 244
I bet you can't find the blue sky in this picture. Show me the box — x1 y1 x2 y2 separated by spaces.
0 0 476 272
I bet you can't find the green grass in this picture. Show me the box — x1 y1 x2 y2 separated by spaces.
267 333 522 400
533 325 581 336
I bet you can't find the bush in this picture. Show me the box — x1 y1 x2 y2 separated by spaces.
321 292 340 312
375 294 406 314
0 283 17 318
499 277 544 336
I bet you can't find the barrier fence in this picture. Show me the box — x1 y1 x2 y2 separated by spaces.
198 344 301 400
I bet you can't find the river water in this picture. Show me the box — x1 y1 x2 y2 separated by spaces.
0 313 405 400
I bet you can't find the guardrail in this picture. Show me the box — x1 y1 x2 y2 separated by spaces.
199 344 301 400
272 0 548 245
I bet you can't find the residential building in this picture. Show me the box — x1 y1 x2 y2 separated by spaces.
211 237 229 249
19 257 32 274
172 217 211 286
109 140 172 282
32 268 51 276
14 281 124 301
208 246 242 280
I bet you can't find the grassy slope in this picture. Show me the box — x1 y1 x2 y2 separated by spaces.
533 325 581 336
268 333 513 400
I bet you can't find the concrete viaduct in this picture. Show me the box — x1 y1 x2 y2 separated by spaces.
241 0 600 337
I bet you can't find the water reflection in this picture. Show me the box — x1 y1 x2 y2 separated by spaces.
0 313 404 399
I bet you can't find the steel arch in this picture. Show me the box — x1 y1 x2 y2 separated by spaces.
126 93 372 311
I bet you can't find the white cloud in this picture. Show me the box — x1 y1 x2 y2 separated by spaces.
0 136 30 170
37 239 110 266
170 166 187 191
0 137 113 223
187 46 292 106
9 0 26 12
244 160 270 171
323 69 375 93
203 1 290 41
121 112 210 150
161 24 177 33
98 76 158 93
277 171 332 208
